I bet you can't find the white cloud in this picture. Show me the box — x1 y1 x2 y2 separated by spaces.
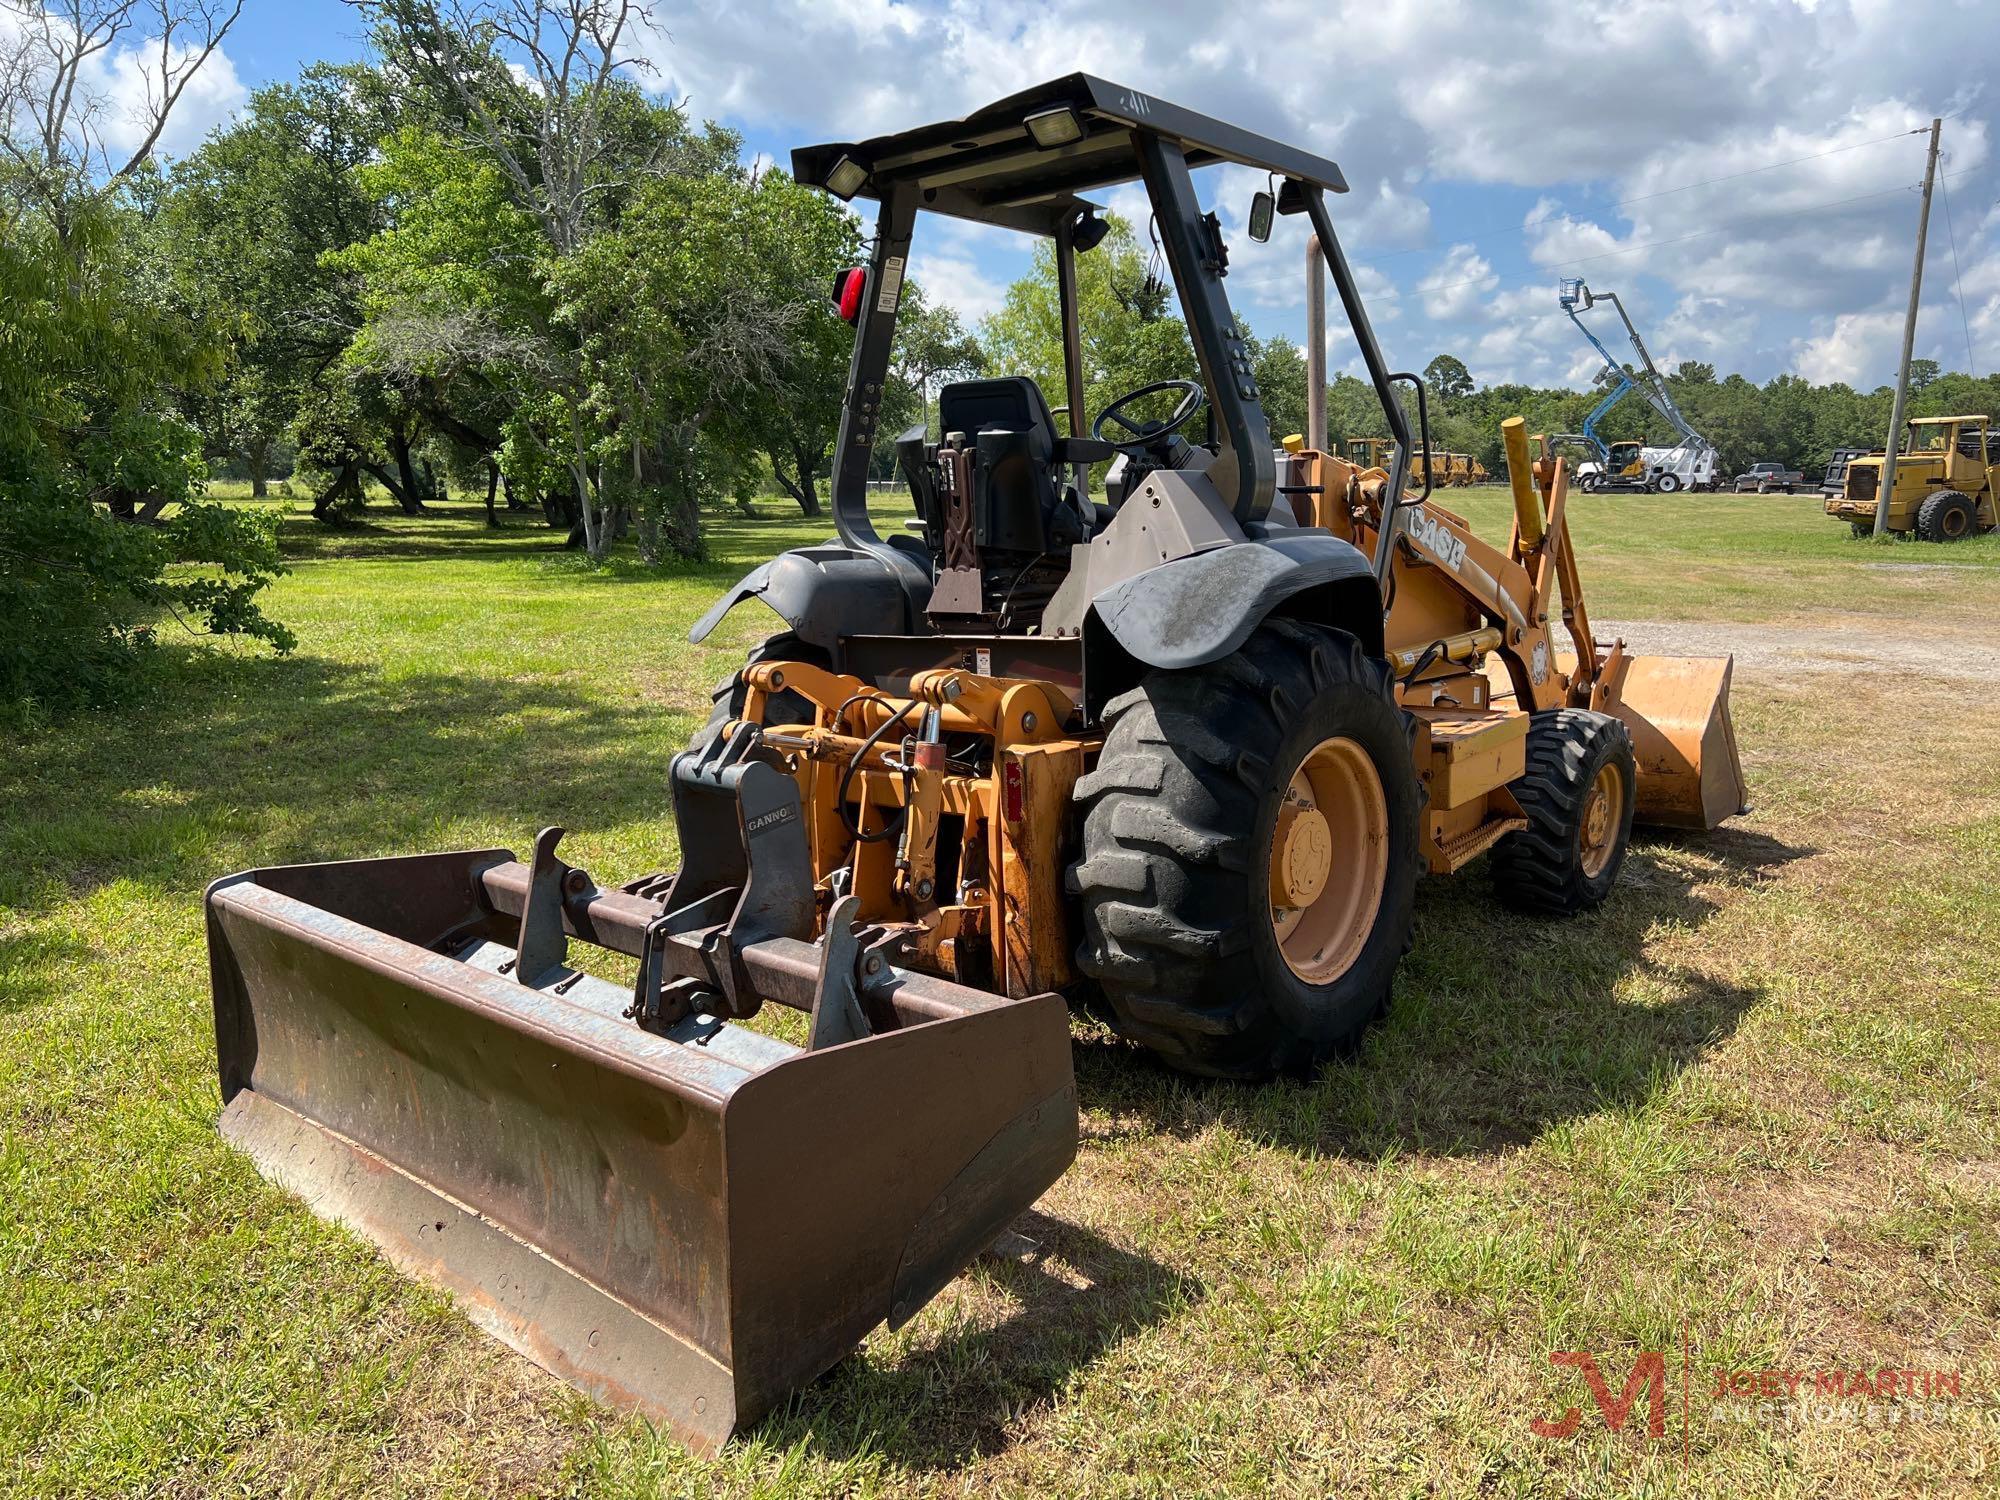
639 0 2000 386
1792 309 1904 386
1420 243 1499 319
0 7 246 167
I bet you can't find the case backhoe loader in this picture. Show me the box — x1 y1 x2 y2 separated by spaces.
206 76 1746 1453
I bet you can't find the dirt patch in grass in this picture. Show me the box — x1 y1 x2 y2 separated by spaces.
1610 615 2000 681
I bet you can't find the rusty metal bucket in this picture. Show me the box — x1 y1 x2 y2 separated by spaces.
1597 652 1748 830
206 837 1077 1452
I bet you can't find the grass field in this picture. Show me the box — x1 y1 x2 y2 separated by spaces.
3 484 1998 1497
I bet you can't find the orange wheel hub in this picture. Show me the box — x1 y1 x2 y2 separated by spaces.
1269 736 1388 984
1578 760 1625 879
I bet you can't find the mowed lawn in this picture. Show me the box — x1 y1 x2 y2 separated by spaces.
3 483 1998 1497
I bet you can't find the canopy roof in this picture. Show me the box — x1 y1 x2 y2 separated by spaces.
792 73 1349 235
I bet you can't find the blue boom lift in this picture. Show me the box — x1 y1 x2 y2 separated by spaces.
1555 278 1718 494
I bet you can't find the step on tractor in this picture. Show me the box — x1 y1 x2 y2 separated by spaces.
1826 415 1999 540
204 76 1747 1454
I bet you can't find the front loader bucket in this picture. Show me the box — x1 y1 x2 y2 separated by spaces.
205 844 1077 1452
1597 652 1748 830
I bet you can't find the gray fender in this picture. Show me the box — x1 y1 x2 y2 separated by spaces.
688 543 927 651
1082 533 1383 716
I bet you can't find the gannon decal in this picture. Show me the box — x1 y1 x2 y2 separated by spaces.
1406 508 1468 572
745 804 797 835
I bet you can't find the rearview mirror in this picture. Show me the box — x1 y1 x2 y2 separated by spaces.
1248 190 1274 243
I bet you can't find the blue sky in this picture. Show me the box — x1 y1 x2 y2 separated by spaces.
117 1 2000 391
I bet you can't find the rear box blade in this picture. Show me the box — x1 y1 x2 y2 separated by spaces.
206 849 1077 1452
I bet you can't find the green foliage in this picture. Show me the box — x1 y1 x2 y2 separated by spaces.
161 67 386 495
549 168 845 558
1247 331 1309 442
1423 353 1473 403
980 217 1195 435
1 194 293 712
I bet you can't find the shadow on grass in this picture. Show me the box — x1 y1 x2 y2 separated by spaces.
0 648 699 918
749 1210 1193 1471
271 500 837 575
0 928 97 1015
1072 823 1812 1161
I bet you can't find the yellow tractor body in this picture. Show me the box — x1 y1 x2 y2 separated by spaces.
1826 415 1999 540
203 76 1747 1453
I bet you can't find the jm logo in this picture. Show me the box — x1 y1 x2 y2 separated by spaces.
1532 1351 1668 1440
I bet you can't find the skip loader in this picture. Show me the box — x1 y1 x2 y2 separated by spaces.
205 76 1746 1451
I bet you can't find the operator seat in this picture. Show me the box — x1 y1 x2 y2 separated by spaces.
935 376 1090 551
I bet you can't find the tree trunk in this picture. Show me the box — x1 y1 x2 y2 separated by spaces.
768 448 822 516
359 460 416 512
387 425 426 514
105 489 173 522
569 460 614 560
795 450 821 517
484 461 500 528
504 473 530 511
247 435 270 499
312 465 363 523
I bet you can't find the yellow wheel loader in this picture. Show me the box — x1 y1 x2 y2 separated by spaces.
206 75 1747 1452
1826 415 1999 540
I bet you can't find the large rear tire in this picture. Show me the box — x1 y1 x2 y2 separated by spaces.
1915 489 1977 542
1069 621 1422 1080
1491 710 1636 915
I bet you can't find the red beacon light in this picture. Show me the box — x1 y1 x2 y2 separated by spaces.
832 268 866 324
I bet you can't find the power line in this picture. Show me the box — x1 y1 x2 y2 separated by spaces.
1937 162 1978 377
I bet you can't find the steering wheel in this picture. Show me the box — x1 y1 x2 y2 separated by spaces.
1092 379 1206 449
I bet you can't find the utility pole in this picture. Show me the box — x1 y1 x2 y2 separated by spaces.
1306 237 1328 451
1876 117 1943 536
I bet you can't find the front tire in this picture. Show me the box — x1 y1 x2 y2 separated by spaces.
1491 710 1637 915
1070 621 1422 1079
1916 489 1977 542
1656 473 1682 494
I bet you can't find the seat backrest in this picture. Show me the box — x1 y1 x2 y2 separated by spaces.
937 377 1065 554
938 377 1058 465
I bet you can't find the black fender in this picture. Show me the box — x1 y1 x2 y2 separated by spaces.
1081 533 1383 718
688 541 931 652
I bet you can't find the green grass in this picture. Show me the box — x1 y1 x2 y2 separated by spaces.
2 485 1997 1497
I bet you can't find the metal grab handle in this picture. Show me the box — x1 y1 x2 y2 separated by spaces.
1371 372 1434 586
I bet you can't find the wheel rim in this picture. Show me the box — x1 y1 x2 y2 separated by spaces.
1578 760 1625 879
1944 506 1969 537
1269 736 1388 984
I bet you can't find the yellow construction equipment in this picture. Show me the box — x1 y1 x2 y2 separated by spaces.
205 75 1747 1453
1826 415 1999 540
